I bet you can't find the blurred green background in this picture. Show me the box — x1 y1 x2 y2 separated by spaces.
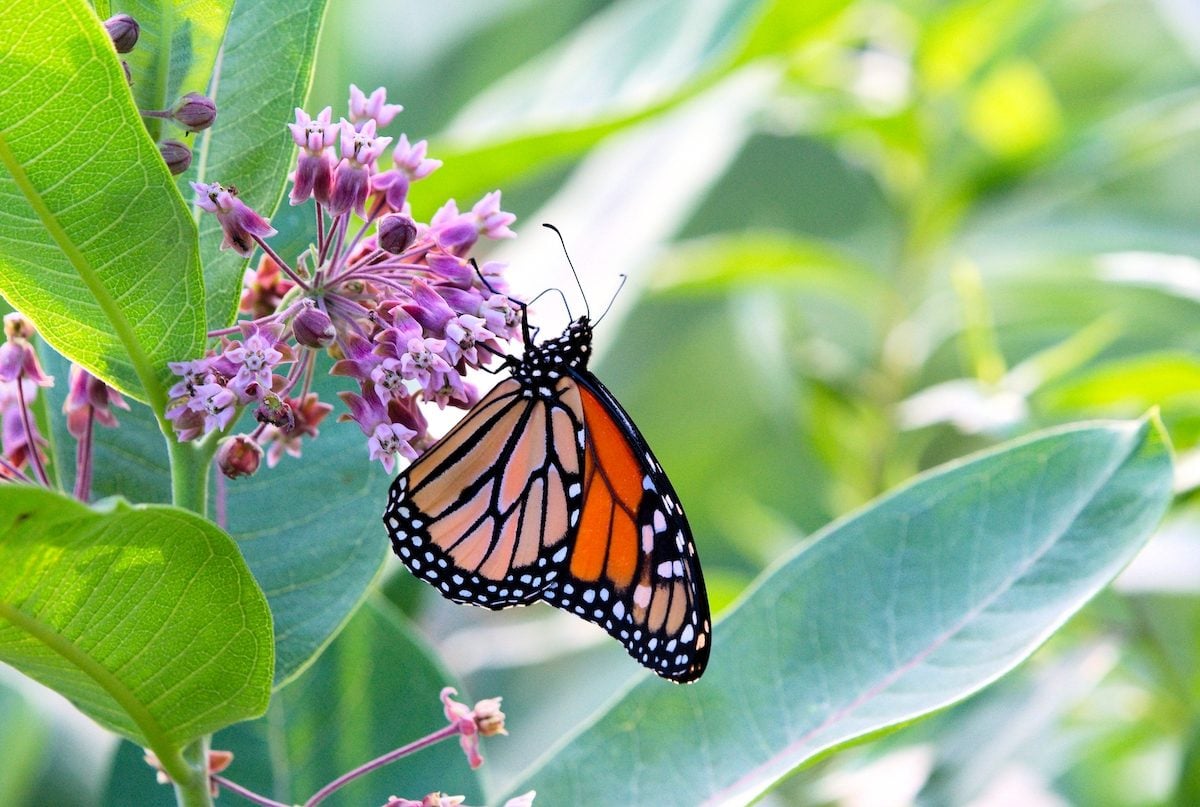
7 0 1200 804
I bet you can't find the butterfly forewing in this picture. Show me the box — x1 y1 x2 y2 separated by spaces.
385 378 585 608
383 316 711 682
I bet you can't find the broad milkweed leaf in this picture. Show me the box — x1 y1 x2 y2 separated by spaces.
103 596 482 807
194 0 329 330
0 486 273 753
510 417 1172 805
0 1 205 405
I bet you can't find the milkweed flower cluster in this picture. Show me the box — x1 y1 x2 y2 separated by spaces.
166 85 522 478
0 313 127 500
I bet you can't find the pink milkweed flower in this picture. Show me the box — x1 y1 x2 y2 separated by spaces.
0 339 52 387
288 107 338 205
167 356 215 398
429 200 477 252
225 321 293 404
339 386 419 472
440 687 507 770
348 84 403 129
443 314 495 366
328 119 392 217
216 434 262 479
372 135 441 210
64 365 129 439
471 191 516 240
191 181 277 256
188 381 238 433
0 378 47 474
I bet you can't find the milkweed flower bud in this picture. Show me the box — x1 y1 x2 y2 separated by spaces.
378 213 417 254
216 434 263 479
159 139 192 175
104 14 140 53
292 301 336 348
173 92 217 133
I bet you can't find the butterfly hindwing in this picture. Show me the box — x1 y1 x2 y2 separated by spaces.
553 371 711 682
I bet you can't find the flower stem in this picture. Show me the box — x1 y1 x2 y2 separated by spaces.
211 775 291 807
304 724 459 806
14 378 49 486
73 409 94 500
253 236 310 290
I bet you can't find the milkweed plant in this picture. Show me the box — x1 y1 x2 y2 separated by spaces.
0 3 1184 807
1 10 532 807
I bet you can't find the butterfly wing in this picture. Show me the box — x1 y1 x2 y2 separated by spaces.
556 370 711 683
384 377 585 608
383 370 711 682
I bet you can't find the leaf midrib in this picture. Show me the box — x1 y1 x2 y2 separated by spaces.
0 131 166 415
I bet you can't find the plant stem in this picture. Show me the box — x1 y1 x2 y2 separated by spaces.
171 737 215 807
211 775 291 807
168 437 214 518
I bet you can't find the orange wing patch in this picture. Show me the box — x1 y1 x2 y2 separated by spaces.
569 385 644 590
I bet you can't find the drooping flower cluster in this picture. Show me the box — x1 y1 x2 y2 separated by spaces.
0 313 127 500
166 85 522 478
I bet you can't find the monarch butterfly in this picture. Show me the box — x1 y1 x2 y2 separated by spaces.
381 254 711 683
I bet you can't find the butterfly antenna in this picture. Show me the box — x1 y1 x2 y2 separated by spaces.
471 257 533 349
594 273 627 327
543 223 589 319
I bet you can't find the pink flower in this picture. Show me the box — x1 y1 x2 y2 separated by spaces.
471 191 516 240
0 378 47 474
191 181 277 256
368 421 418 473
288 107 338 206
327 119 392 217
440 687 507 770
225 321 292 403
188 381 237 433
443 314 495 366
348 84 403 129
64 365 129 439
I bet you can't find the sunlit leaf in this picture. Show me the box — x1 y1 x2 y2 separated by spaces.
0 1 205 405
0 487 273 751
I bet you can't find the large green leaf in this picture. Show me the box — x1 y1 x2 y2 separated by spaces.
0 1 206 406
510 417 1172 804
39 347 389 687
194 0 329 330
0 486 273 753
103 597 482 807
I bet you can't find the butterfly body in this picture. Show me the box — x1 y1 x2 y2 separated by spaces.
384 316 711 682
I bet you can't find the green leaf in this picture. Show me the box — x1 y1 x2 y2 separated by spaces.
0 1 205 407
194 0 328 330
120 0 234 147
0 486 273 755
0 683 50 806
39 347 388 687
414 0 781 220
225 386 390 687
511 417 1173 804
102 597 482 807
